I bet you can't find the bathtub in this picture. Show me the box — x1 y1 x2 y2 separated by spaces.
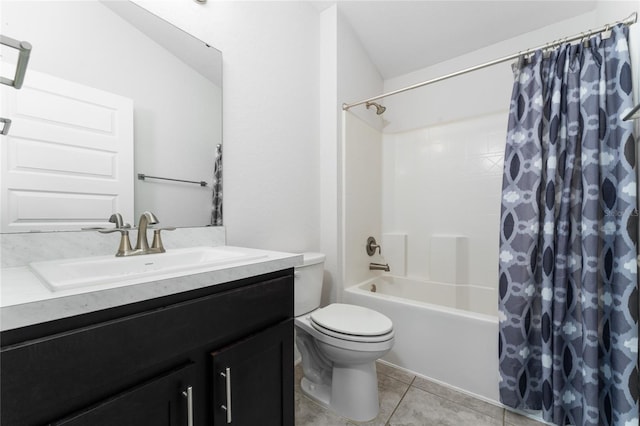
343 275 500 403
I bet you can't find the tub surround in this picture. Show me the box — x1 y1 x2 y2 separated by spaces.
429 234 469 284
381 233 407 275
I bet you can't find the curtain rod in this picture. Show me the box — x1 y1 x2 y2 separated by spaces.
342 12 638 111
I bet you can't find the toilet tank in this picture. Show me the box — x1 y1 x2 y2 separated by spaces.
294 252 326 316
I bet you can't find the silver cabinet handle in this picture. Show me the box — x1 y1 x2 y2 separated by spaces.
220 367 232 423
182 386 193 426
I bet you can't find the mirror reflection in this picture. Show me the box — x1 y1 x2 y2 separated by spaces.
0 0 222 233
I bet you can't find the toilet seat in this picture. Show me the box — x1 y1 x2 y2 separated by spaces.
295 314 394 353
310 321 394 343
309 303 394 343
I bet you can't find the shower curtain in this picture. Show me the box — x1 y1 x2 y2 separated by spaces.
211 144 223 226
498 25 638 426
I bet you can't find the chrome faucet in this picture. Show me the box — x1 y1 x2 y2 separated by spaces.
97 211 174 256
369 262 390 272
135 211 159 252
133 211 175 255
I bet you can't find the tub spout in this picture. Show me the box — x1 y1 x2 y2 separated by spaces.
369 262 390 272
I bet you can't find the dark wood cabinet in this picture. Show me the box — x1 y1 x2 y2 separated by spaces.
53 363 196 426
211 320 294 426
0 269 294 426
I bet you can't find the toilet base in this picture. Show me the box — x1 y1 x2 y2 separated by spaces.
300 361 380 422
331 361 380 422
300 376 331 407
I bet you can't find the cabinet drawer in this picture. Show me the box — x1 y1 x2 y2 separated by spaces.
1 275 293 425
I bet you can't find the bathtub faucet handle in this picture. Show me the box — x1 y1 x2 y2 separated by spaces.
366 236 381 256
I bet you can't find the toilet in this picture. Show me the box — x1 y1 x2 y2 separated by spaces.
294 253 394 422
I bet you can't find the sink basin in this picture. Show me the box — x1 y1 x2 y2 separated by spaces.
29 246 266 292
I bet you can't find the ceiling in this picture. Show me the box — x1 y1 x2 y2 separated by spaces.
331 1 598 79
102 0 222 85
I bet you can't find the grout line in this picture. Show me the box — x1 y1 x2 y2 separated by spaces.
384 376 416 426
408 374 505 422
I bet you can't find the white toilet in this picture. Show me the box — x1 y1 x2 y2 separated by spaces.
294 253 394 422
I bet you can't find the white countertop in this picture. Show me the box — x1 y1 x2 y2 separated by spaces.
1 246 302 332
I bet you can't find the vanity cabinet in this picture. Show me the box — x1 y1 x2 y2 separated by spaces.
212 320 292 425
53 363 196 426
0 269 294 426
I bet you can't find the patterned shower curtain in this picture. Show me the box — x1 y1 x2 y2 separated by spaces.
211 144 223 226
498 25 638 426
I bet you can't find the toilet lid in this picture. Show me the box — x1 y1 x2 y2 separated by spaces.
310 303 393 337
311 321 394 343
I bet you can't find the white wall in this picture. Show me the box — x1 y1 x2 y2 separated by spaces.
595 3 640 113
134 1 322 253
318 5 340 305
337 10 385 133
2 1 219 228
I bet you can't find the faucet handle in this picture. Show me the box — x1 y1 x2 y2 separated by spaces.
366 236 381 256
97 223 131 234
151 227 176 252
108 213 124 228
94 213 131 233
82 213 130 232
95 220 133 257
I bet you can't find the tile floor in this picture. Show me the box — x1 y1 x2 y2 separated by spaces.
295 362 547 426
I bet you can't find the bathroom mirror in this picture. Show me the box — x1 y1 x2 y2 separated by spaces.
0 0 222 233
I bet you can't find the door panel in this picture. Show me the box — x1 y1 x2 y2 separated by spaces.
0 67 134 232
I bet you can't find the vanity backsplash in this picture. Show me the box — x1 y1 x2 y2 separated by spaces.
1 227 226 268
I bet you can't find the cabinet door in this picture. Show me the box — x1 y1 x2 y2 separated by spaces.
52 363 195 426
211 320 293 426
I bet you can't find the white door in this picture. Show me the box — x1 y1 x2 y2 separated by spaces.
0 68 134 232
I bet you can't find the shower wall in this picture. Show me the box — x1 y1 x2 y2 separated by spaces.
343 111 383 288
337 8 384 294
382 113 505 285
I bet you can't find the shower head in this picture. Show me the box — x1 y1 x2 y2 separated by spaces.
366 101 386 115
